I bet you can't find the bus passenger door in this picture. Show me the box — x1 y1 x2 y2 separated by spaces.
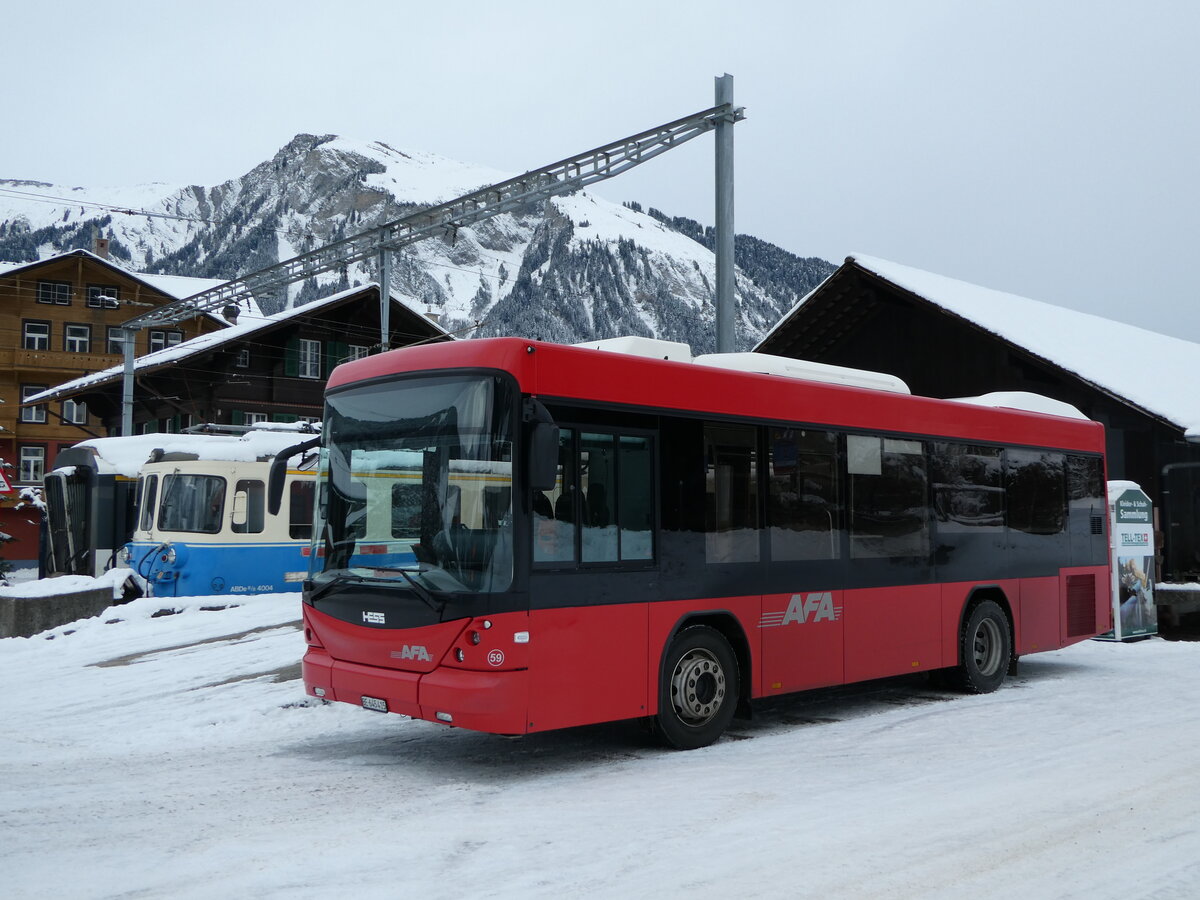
527 426 658 731
761 427 846 692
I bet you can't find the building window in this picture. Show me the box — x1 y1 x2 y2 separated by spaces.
86 285 121 308
347 344 369 361
107 327 127 355
148 330 183 353
64 324 91 353
298 338 321 379
23 320 51 351
19 446 46 483
246 412 269 425
37 281 71 305
63 399 88 425
235 347 251 367
20 385 48 423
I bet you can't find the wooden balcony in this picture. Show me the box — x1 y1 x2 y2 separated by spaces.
15 348 122 374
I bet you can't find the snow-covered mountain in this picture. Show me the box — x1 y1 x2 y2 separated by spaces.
0 134 834 352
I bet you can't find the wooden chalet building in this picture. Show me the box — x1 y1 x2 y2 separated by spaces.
0 248 228 562
757 254 1200 586
28 282 449 436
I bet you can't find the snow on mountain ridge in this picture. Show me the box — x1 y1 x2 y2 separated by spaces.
0 133 834 351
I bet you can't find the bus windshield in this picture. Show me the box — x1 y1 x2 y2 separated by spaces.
312 373 515 594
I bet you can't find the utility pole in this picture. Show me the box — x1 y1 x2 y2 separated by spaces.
379 249 392 352
714 73 736 354
121 328 136 436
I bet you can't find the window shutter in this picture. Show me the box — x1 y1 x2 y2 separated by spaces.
327 341 349 371
231 410 245 426
284 338 299 377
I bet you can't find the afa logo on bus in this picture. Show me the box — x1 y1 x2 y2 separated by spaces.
759 592 843 628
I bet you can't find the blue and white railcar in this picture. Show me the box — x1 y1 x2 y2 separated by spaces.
122 432 318 597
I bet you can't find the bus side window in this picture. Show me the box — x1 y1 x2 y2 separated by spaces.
534 427 655 566
930 442 1004 533
581 433 617 562
704 423 759 563
848 435 929 559
1007 449 1066 535
535 428 576 564
768 428 840 561
617 435 653 560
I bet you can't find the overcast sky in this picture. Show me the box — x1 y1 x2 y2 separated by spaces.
5 1 1199 338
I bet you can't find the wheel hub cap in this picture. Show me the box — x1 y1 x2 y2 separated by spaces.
670 648 726 725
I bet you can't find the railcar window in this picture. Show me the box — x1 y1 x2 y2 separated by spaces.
848 435 929 559
705 423 759 563
289 481 315 540
391 483 422 539
768 428 840 561
158 474 226 534
232 479 265 534
138 475 158 533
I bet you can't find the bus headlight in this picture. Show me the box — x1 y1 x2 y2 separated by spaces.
117 546 132 565
161 544 177 565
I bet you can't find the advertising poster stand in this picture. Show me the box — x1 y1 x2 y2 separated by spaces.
1097 480 1157 641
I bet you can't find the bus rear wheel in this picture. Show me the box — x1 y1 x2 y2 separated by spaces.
954 600 1011 694
653 625 739 750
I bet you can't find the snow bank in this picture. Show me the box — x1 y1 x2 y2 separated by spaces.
2 591 1199 899
0 567 135 601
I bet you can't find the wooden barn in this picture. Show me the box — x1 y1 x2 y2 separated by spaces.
757 254 1200 586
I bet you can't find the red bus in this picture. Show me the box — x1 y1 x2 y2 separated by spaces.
290 336 1110 749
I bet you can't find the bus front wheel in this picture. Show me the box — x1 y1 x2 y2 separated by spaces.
954 600 1011 694
653 625 739 750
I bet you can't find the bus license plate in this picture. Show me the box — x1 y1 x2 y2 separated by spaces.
361 696 388 713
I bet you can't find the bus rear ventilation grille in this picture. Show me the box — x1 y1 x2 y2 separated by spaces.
1091 515 1105 535
1066 574 1097 637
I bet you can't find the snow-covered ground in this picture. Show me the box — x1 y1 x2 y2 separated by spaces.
2 592 1198 900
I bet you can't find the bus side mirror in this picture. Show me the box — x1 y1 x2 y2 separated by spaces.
268 436 321 516
231 491 248 527
529 422 560 493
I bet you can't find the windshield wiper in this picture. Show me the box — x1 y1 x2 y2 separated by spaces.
308 565 446 615
395 568 445 615
307 571 368 604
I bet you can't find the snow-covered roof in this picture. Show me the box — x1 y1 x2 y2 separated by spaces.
760 253 1200 433
25 282 449 405
0 248 229 301
57 429 319 479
